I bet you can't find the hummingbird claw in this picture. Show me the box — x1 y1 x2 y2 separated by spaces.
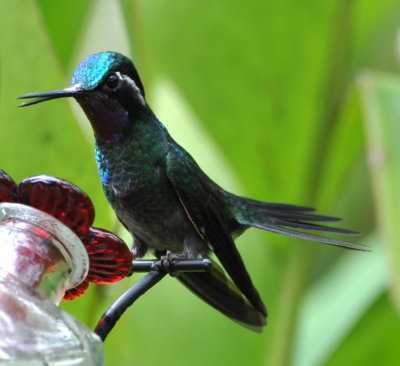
159 251 184 276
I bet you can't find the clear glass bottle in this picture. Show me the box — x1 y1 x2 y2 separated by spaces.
0 202 104 365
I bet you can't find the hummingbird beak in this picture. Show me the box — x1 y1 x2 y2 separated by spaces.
18 84 84 107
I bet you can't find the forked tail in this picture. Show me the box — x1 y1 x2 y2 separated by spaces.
234 197 367 251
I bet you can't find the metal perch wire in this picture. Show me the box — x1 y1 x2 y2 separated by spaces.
94 258 212 341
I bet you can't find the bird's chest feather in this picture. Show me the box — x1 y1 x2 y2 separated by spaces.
95 139 192 249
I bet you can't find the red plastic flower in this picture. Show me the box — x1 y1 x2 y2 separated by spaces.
0 169 133 300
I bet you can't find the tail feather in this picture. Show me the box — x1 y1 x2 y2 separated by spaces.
236 198 368 251
177 264 266 332
258 210 342 222
241 199 316 213
271 218 360 235
250 223 368 251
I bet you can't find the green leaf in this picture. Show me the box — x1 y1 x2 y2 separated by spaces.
326 293 400 366
360 71 400 314
292 235 387 366
36 0 95 69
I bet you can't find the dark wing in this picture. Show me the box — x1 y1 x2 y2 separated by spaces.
165 146 267 320
177 263 266 331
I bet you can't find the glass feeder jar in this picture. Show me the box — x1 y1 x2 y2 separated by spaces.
0 202 104 365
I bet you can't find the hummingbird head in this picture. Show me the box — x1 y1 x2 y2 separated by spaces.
19 52 147 142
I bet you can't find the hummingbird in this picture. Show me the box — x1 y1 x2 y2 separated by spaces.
19 51 366 331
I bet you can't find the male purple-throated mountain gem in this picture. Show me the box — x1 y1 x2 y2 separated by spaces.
19 51 365 331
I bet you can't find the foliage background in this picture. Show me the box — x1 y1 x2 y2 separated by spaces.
1 0 400 365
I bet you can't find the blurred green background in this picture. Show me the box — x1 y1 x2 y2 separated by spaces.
1 0 400 365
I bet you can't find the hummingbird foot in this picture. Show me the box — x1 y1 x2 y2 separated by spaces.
159 251 185 276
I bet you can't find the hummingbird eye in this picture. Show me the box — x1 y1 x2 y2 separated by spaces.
104 73 121 91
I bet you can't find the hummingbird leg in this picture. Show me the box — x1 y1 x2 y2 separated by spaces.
182 233 209 258
131 236 149 259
